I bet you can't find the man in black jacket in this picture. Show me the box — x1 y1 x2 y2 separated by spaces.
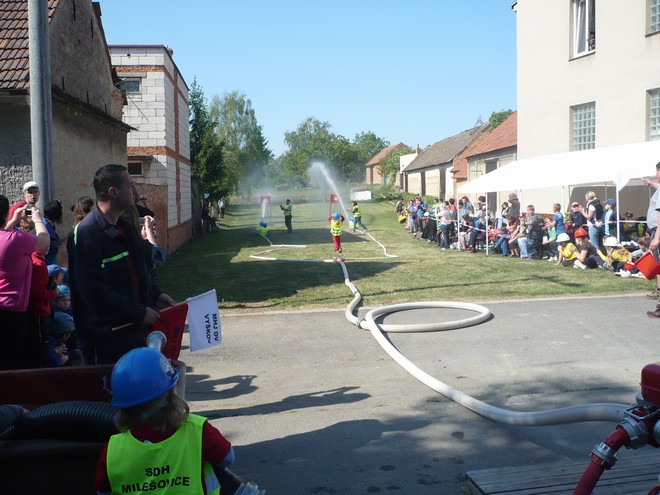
67 164 175 365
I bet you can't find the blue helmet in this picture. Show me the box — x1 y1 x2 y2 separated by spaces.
259 221 267 227
332 213 340 220
110 348 178 408
57 284 70 298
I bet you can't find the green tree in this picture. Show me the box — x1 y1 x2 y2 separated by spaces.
488 109 514 131
189 79 225 195
281 117 336 181
209 91 273 197
353 131 390 166
379 145 414 184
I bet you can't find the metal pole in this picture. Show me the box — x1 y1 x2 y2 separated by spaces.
28 0 54 203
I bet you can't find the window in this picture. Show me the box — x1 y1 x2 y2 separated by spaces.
650 89 660 141
572 0 596 57
127 162 143 176
651 0 660 34
571 102 596 150
119 77 141 94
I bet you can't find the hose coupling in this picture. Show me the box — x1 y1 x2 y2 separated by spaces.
355 317 366 329
591 441 619 468
619 416 648 449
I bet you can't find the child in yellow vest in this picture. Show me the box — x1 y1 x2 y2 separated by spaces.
95 348 234 495
602 236 630 273
328 212 345 253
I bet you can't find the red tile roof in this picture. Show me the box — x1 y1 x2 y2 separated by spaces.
464 111 517 159
0 0 59 91
366 142 407 166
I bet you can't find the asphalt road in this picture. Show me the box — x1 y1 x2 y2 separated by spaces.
181 294 659 494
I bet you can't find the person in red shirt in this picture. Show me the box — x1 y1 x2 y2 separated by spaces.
8 181 40 232
95 348 235 495
26 244 58 367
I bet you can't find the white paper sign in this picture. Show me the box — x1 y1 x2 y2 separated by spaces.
186 289 222 351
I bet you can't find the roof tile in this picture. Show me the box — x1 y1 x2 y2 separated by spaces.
464 111 517 158
366 143 408 166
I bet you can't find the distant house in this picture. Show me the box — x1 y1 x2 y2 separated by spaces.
460 111 517 212
0 0 130 231
109 45 192 253
402 124 489 199
365 143 407 185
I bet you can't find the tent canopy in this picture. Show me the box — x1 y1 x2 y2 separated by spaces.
458 140 660 194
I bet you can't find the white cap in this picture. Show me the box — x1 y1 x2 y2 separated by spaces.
603 236 620 247
556 232 571 243
23 181 39 191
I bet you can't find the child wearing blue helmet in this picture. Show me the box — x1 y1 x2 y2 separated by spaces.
95 348 234 495
328 212 346 253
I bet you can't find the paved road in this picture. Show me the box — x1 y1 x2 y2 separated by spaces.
182 294 659 494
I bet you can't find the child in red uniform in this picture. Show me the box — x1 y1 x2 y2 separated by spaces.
328 212 345 253
95 348 234 495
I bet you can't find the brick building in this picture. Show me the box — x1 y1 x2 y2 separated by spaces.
0 0 130 235
109 45 192 253
364 143 407 185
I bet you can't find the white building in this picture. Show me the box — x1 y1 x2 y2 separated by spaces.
109 45 192 252
512 0 660 214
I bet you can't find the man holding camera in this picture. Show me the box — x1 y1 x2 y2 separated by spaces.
8 181 40 231
280 198 292 233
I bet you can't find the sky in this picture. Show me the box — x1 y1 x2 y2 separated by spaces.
100 1 517 158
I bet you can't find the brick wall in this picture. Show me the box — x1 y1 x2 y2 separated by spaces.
49 0 123 120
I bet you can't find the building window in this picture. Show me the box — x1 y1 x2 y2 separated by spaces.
119 77 141 94
651 0 660 34
650 89 660 141
127 162 143 176
572 0 596 57
571 102 596 150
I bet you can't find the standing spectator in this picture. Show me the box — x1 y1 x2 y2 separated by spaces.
436 203 452 250
569 201 587 235
218 197 226 219
72 196 94 226
507 193 521 220
26 243 58 367
0 196 49 370
67 164 176 365
280 199 292 233
584 191 604 250
602 199 618 238
328 213 345 253
8 181 41 231
43 199 64 265
351 201 367 232
394 198 405 215
644 163 660 301
549 203 567 236
496 201 509 230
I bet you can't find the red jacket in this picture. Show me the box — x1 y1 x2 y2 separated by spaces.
27 252 57 316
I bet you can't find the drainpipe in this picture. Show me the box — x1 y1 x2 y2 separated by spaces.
28 0 54 203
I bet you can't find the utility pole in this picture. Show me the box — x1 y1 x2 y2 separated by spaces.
28 0 54 203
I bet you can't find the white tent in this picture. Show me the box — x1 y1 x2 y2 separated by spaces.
458 140 660 194
458 140 660 245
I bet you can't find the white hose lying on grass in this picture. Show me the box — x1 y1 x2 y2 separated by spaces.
251 236 630 425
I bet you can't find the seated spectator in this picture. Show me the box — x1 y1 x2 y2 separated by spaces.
556 232 579 267
620 237 650 278
494 217 515 256
542 218 559 261
622 211 636 241
573 227 605 269
458 215 474 251
496 201 509 229
602 236 629 273
517 205 544 259
507 193 520 220
507 216 523 257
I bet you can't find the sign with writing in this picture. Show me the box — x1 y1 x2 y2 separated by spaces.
186 289 222 352
151 302 189 360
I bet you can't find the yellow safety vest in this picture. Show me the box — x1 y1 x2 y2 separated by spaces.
282 204 292 217
106 414 220 495
330 219 343 236
258 226 268 236
352 204 361 218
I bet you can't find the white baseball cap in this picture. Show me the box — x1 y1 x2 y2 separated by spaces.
23 181 39 191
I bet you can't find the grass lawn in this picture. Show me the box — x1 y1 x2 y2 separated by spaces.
157 197 651 311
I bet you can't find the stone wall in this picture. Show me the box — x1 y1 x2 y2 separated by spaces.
0 96 32 202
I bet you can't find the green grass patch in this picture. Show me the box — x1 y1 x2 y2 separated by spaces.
157 199 650 311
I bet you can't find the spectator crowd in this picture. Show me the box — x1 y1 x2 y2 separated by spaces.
395 190 653 280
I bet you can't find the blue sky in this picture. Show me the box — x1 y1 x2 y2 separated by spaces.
100 1 517 157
